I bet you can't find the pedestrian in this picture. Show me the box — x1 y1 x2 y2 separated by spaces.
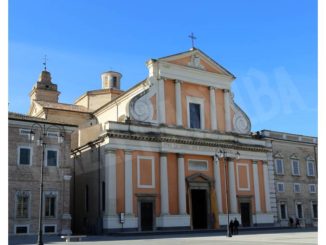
295 218 300 228
229 219 234 236
233 217 239 235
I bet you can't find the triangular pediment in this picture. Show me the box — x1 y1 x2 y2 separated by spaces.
290 153 299 159
274 152 284 159
186 172 213 184
157 48 235 78
305 155 315 161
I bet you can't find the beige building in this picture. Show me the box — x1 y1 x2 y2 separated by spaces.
8 113 77 234
260 130 318 227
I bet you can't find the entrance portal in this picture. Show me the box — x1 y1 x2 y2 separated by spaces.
191 189 207 229
140 201 153 231
240 202 251 227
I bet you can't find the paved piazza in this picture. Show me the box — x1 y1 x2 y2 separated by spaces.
9 230 317 245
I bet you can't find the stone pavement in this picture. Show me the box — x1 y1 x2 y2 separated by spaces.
9 229 317 245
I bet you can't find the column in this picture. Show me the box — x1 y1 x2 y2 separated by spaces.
160 153 169 215
213 157 223 213
175 80 182 126
209 87 217 131
263 161 272 212
228 160 237 213
224 89 231 132
177 154 186 214
104 149 116 216
252 161 261 213
158 78 166 124
124 150 133 215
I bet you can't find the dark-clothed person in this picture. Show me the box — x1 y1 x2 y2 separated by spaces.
229 220 234 235
233 218 239 235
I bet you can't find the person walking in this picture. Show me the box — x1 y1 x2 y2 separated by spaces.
229 219 234 236
233 217 239 235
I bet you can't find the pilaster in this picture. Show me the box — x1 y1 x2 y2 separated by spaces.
160 153 169 215
252 161 261 213
104 148 116 216
224 89 231 132
175 80 183 126
124 150 133 215
213 157 223 213
209 86 217 130
228 160 237 213
158 78 166 124
177 154 186 214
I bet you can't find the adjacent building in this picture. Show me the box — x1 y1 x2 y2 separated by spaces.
260 130 318 227
8 113 77 234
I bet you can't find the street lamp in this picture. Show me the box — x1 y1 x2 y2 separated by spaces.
29 123 64 245
215 149 240 238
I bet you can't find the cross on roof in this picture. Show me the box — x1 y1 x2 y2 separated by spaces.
188 32 197 49
43 55 48 71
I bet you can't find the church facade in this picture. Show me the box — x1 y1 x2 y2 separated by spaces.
70 49 277 233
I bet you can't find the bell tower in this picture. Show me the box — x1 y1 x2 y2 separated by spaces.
29 69 60 105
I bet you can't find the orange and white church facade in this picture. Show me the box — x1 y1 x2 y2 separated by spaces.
70 49 277 233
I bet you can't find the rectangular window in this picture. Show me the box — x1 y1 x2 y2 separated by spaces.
188 159 208 171
187 96 205 130
312 203 318 219
307 160 315 176
46 150 58 166
19 128 31 136
280 203 287 220
277 182 285 192
275 159 284 175
296 203 303 219
189 103 201 129
293 183 301 193
292 160 300 176
47 131 59 138
15 225 28 234
44 194 56 218
18 147 31 165
16 192 29 218
44 225 56 234
309 184 316 193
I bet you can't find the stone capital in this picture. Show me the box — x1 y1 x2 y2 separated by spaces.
160 152 168 157
177 153 184 158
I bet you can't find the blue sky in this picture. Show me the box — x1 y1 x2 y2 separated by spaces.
8 0 317 136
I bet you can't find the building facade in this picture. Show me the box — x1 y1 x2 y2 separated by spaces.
70 49 277 233
260 130 318 227
8 112 77 235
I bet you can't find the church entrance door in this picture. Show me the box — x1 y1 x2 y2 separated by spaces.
240 202 251 227
140 201 154 231
191 189 208 229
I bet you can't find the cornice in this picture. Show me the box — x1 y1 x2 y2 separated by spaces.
105 130 270 153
